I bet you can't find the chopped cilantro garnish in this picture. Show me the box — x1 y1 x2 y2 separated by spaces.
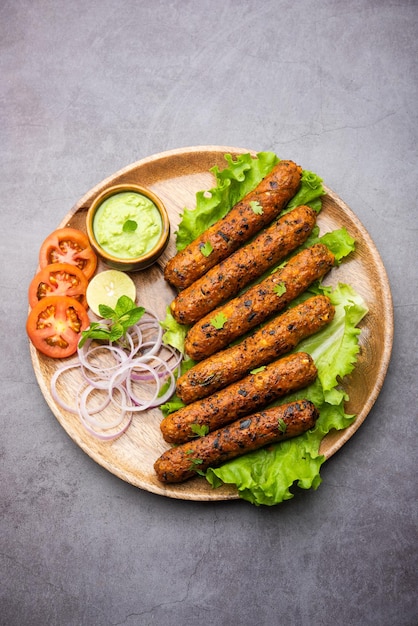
250 200 263 215
190 423 209 437
210 312 228 329
200 241 213 257
278 418 288 434
273 282 287 296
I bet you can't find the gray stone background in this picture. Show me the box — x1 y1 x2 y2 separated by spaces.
2 1 417 625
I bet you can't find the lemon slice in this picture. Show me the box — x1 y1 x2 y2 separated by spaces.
86 270 137 316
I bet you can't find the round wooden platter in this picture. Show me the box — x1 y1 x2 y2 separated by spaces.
29 146 394 502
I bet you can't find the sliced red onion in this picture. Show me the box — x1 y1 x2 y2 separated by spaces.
50 308 183 440
50 362 84 414
108 359 161 412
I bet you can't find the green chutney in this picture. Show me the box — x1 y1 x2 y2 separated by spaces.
93 192 162 259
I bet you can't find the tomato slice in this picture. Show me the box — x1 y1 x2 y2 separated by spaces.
28 263 89 309
26 295 90 358
39 227 97 280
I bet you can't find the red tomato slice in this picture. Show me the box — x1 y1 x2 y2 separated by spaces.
28 263 89 309
39 227 97 279
26 295 90 358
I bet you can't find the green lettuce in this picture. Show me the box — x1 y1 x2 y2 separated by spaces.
174 152 325 251
162 151 325 350
160 306 190 355
283 168 325 215
159 152 366 505
205 282 368 505
160 226 356 358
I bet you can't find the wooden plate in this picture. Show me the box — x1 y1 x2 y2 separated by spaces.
29 146 394 501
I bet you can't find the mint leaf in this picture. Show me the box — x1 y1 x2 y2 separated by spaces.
114 295 137 317
123 219 138 232
109 323 124 342
78 324 112 348
119 307 145 329
79 296 145 348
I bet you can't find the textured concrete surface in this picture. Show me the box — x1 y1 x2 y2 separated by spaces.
2 1 417 625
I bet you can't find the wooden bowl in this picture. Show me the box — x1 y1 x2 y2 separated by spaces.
86 183 170 272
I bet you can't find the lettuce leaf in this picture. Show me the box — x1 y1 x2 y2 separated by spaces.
205 282 368 505
174 152 325 251
160 227 356 358
175 152 279 251
318 228 356 264
160 306 190 355
162 152 326 350
283 169 325 215
159 153 366 505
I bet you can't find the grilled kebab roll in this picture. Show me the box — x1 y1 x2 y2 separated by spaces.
176 294 335 404
160 352 317 444
184 243 335 361
170 205 317 325
164 160 303 290
154 399 319 483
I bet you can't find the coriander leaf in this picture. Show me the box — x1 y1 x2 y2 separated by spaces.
210 312 228 329
190 423 210 437
123 219 138 232
189 457 204 471
278 418 287 433
273 282 287 296
250 200 263 215
200 241 213 257
250 366 266 374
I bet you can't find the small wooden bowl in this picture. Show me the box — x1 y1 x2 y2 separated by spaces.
86 183 170 272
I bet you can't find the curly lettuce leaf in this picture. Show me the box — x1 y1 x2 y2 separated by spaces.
175 152 325 251
205 282 368 506
161 227 356 357
160 154 364 506
159 306 190 355
318 228 356 264
175 152 279 251
283 169 324 214
296 282 367 398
